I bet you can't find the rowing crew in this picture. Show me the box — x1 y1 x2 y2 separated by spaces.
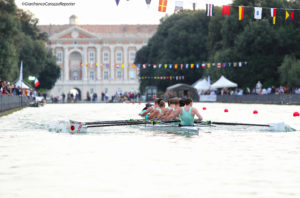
139 98 203 126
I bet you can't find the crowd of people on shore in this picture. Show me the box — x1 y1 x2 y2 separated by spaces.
199 86 300 96
51 91 141 103
0 79 37 100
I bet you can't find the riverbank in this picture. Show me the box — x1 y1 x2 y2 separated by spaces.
0 107 26 118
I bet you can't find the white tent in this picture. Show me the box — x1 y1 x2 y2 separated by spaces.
14 79 31 89
210 75 238 89
192 77 211 91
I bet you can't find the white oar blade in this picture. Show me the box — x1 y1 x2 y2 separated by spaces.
69 121 88 133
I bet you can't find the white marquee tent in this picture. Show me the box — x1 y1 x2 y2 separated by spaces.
14 79 31 89
192 77 211 91
210 75 238 89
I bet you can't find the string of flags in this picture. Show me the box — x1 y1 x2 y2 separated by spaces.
80 62 248 69
114 0 298 24
139 76 185 80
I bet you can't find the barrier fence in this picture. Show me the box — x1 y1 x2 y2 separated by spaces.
0 95 29 113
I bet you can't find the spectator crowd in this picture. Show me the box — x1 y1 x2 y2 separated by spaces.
0 79 37 101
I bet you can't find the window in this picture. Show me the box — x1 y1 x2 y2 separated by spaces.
129 70 136 80
56 51 62 63
89 51 95 63
104 71 109 80
72 71 79 80
117 70 122 80
90 71 95 80
129 51 135 63
103 52 109 63
116 52 122 63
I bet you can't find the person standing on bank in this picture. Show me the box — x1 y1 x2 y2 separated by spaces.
168 98 203 126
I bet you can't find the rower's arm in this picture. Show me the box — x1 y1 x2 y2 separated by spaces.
193 108 203 121
165 108 181 121
140 107 153 117
148 110 158 120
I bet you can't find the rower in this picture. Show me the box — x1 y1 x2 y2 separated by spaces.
139 98 162 119
163 98 183 121
148 100 166 120
168 98 203 126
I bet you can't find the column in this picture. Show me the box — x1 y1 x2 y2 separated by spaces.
124 46 128 81
96 46 101 81
110 46 114 80
64 47 69 81
83 47 88 81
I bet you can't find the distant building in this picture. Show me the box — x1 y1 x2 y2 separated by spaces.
38 15 157 100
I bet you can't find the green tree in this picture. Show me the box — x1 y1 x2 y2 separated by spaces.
38 51 61 90
278 55 300 87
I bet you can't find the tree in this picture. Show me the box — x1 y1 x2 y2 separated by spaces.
278 55 300 87
38 51 61 90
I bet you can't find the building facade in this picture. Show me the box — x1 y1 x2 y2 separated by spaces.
38 15 157 100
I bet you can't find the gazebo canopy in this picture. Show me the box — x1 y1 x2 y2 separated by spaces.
166 83 199 101
211 76 238 89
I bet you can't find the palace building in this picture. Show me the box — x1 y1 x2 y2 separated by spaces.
38 15 157 100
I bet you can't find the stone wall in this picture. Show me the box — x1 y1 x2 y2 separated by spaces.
217 95 300 105
0 95 29 113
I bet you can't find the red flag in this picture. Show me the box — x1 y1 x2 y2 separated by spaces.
222 5 231 16
158 0 167 12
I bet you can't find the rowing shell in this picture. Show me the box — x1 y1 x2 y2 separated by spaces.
69 120 200 135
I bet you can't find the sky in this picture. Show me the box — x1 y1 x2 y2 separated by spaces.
15 0 232 25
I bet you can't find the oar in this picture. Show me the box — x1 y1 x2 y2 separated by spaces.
70 119 145 126
198 120 270 127
86 121 162 128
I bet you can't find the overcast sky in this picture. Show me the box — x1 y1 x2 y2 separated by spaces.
15 0 232 25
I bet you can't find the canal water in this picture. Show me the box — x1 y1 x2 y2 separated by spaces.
1 103 300 198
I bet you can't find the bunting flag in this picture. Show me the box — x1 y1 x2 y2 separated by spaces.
222 5 231 16
174 64 178 69
143 64 146 69
122 64 125 68
116 64 120 68
217 63 221 68
271 8 277 24
239 6 244 21
201 63 205 68
175 1 183 12
206 4 214 16
164 64 168 68
85 63 88 68
153 64 157 69
286 10 294 21
106 64 109 68
158 0 167 12
132 64 136 68
191 64 194 69
169 64 172 69
116 0 120 6
254 7 262 20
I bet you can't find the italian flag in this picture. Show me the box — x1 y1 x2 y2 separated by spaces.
34 77 40 87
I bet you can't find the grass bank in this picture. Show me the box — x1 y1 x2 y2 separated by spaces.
0 107 26 118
